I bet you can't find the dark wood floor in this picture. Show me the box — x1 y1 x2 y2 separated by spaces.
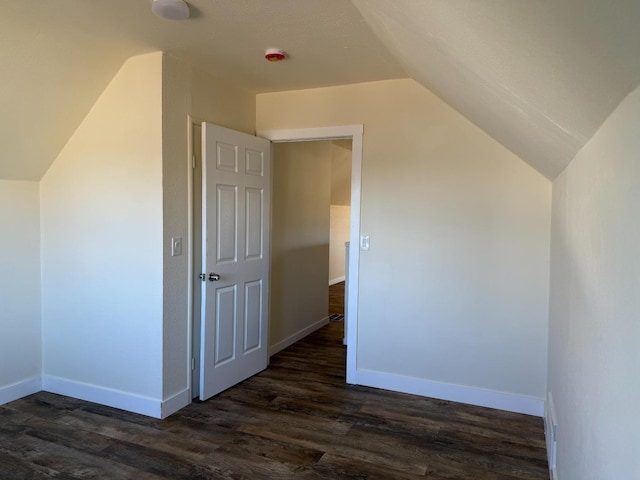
0 321 549 479
329 281 345 315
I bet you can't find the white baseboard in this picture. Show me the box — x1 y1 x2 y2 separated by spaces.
161 388 190 419
545 392 558 473
354 369 544 417
269 316 330 356
329 276 345 286
42 375 162 418
0 376 42 406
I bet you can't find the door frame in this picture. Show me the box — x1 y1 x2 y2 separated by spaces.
257 125 363 384
187 115 199 399
188 122 363 398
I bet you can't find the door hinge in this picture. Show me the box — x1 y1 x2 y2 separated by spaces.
192 154 196 169
191 357 195 371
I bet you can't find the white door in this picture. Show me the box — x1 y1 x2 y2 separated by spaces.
199 123 271 401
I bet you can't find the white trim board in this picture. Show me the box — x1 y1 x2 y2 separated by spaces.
42 375 163 419
161 388 191 419
329 276 345 286
355 369 545 417
269 316 330 357
186 115 197 401
1 376 188 419
257 125 363 386
259 125 363 143
0 376 41 406
545 392 559 475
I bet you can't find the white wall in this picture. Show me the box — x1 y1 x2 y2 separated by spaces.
0 52 257 417
329 141 351 284
161 54 257 407
548 86 640 479
330 141 352 206
329 205 350 284
0 180 42 404
270 141 331 353
40 53 165 416
258 79 551 414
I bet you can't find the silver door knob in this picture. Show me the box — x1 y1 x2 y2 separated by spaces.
208 272 221 282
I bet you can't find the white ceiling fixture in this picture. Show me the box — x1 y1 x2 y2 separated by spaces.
151 0 190 21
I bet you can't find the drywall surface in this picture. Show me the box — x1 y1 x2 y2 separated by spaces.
0 180 41 398
329 205 350 283
160 54 191 406
353 0 640 180
548 86 640 479
329 141 351 283
190 67 256 136
40 53 164 403
270 142 331 349
258 79 551 405
161 55 257 401
0 4 128 180
331 141 352 206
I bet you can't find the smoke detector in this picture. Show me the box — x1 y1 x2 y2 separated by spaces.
265 49 286 62
151 0 190 20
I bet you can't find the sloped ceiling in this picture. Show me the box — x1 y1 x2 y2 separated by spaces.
0 0 405 180
2 1 640 181
352 0 640 179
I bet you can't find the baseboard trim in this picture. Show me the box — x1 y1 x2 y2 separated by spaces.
329 276 345 286
545 392 558 473
269 316 330 356
354 369 544 417
42 375 162 418
161 388 190 419
0 376 42 406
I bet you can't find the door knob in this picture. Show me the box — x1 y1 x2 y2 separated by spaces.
208 272 221 282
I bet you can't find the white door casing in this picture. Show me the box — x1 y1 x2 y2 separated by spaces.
199 123 271 401
257 125 363 385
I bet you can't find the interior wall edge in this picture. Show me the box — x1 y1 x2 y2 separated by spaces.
161 388 190 419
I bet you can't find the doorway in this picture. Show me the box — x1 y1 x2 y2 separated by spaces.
190 124 363 398
269 139 352 353
328 139 352 328
259 125 362 385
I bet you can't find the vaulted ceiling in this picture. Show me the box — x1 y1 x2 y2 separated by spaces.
2 1 639 181
353 0 640 179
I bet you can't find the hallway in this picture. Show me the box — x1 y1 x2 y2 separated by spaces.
329 280 345 316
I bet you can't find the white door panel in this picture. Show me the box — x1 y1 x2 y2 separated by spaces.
200 123 271 401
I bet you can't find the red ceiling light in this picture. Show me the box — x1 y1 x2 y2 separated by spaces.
265 48 286 62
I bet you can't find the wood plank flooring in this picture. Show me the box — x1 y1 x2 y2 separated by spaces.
0 321 549 479
329 281 345 315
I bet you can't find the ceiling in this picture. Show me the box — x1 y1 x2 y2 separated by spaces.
353 0 640 179
2 1 639 181
0 0 405 180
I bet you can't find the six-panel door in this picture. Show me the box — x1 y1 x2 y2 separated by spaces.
200 123 271 401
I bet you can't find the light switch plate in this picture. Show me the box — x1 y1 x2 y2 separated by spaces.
360 235 370 251
171 237 182 256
